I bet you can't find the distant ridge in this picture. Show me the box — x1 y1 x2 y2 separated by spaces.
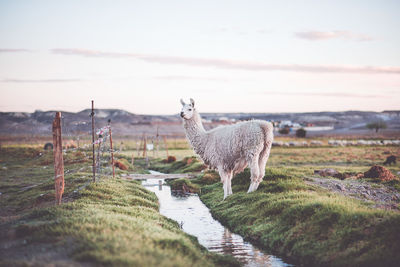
0 109 399 136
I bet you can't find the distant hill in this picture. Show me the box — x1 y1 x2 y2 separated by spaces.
0 109 399 137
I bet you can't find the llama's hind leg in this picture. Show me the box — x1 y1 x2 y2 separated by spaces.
247 155 260 193
254 142 272 191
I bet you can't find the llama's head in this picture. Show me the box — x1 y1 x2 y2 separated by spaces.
180 98 195 120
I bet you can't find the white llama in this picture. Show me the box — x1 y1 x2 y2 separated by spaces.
180 98 274 200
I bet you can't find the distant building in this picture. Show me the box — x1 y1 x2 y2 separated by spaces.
383 110 400 116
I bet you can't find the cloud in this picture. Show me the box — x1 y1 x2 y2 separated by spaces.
0 48 33 53
256 91 385 98
1 78 83 83
153 75 228 82
216 27 271 35
51 48 400 75
295 31 374 42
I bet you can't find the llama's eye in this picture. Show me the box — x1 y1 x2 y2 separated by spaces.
188 109 192 111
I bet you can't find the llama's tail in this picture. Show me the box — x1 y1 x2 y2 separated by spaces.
260 121 274 146
258 121 274 168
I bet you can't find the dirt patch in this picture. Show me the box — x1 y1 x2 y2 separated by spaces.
363 165 397 181
306 177 400 211
0 236 92 267
314 168 357 180
315 165 398 181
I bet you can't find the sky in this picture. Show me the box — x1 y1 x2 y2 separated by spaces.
0 0 399 115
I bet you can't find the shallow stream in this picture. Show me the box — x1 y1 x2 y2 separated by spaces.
142 171 291 267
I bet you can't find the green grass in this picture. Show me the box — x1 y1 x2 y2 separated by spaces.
199 168 400 267
122 144 400 174
143 144 400 266
0 146 238 266
2 142 399 266
1 179 237 266
150 156 207 174
0 146 149 215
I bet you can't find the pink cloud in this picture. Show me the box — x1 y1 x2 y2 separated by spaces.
295 31 374 41
51 48 400 74
256 91 386 98
0 48 32 53
153 75 228 82
1 78 82 83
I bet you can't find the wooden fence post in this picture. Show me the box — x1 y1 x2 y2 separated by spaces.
52 112 65 205
138 133 144 156
156 125 159 157
108 120 115 178
143 134 147 157
163 136 169 158
152 140 155 158
90 100 96 182
96 139 101 173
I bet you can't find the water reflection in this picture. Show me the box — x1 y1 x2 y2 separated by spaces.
142 176 291 267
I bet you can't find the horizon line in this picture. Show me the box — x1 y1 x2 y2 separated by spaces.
0 108 398 116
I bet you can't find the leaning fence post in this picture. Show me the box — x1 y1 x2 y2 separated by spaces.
52 112 65 205
108 120 115 178
138 133 144 157
90 100 96 182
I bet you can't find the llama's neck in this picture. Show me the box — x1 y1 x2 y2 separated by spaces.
183 110 207 156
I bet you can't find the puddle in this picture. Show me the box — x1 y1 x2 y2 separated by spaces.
142 171 292 267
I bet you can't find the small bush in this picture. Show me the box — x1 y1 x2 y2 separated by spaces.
366 121 387 133
296 128 306 138
162 156 176 163
279 127 290 134
114 159 128 170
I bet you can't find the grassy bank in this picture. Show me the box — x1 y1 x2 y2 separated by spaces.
0 146 237 266
199 168 400 266
148 145 400 266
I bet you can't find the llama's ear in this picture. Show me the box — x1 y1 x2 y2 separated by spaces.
190 98 195 107
180 99 186 106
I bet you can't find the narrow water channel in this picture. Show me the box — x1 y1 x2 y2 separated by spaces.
142 171 291 267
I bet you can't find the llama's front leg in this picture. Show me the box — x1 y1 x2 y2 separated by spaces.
218 168 229 200
227 171 233 196
247 157 260 193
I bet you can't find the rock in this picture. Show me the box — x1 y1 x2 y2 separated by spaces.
383 155 397 165
182 184 189 193
335 184 344 191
